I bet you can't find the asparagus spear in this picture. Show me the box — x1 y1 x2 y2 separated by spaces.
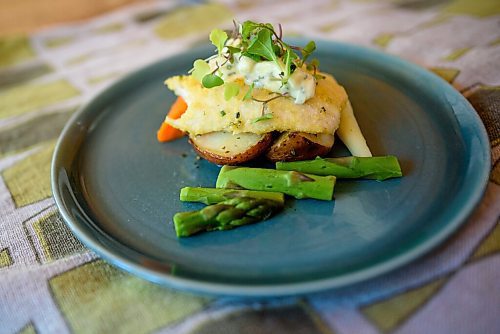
180 187 285 205
216 166 335 200
173 197 283 237
276 156 402 181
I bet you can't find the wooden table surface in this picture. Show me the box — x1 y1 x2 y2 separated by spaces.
0 0 148 35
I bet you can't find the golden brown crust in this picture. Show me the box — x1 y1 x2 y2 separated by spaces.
265 132 333 162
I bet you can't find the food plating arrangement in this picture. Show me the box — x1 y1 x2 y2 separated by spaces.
157 21 403 237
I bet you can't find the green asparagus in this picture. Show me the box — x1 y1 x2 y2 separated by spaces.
216 166 335 200
276 156 402 181
180 187 285 205
173 197 283 237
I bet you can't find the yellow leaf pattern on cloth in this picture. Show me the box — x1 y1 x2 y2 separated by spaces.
17 323 36 334
0 107 75 157
470 223 500 260
154 3 233 39
318 20 346 33
443 0 500 17
49 260 210 334
43 36 75 48
0 36 35 68
373 33 394 48
442 47 471 61
429 67 460 83
93 22 124 34
2 141 55 207
0 62 53 90
0 80 79 119
362 278 448 332
489 37 500 46
32 211 86 262
0 248 13 268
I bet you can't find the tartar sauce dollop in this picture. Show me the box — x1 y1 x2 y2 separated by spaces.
209 53 316 104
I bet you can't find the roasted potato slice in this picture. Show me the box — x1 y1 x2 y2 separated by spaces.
265 132 334 162
190 132 273 165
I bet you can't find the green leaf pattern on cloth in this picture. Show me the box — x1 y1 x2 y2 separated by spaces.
0 62 52 90
361 277 448 332
470 222 500 261
0 248 13 268
154 3 233 40
429 67 461 83
0 36 36 68
3 141 55 207
49 260 210 334
0 107 76 157
31 211 86 262
0 1 499 333
443 0 500 17
17 323 36 334
0 80 79 119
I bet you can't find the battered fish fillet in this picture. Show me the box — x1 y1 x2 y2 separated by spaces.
164 73 348 136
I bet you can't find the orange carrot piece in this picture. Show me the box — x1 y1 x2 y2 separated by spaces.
157 122 184 142
157 97 188 142
168 96 188 119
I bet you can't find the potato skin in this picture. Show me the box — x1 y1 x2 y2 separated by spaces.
190 133 273 165
265 132 333 162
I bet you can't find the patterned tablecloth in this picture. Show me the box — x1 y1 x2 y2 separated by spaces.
1 1 499 333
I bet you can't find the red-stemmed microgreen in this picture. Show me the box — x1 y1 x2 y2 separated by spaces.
190 20 318 97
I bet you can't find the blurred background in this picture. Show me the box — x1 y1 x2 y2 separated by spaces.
0 0 147 35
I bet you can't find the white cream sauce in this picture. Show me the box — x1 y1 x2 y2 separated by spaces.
209 53 316 104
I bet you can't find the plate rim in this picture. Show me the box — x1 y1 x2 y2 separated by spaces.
51 39 491 297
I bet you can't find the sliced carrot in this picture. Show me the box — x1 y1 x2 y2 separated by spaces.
157 97 188 142
167 96 188 119
157 122 184 142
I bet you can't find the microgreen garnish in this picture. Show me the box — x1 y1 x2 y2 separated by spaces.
224 82 240 100
202 73 224 88
190 20 318 104
252 113 273 123
252 94 286 104
209 28 228 56
244 28 279 63
283 46 298 79
243 83 254 100
252 93 287 116
220 110 226 116
192 59 211 82
309 58 320 70
300 41 316 66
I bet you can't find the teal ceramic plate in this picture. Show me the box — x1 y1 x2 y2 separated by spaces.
52 40 490 296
